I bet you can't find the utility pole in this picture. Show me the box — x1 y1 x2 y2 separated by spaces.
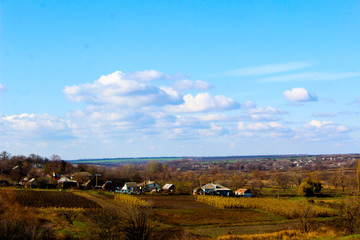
94 174 101 188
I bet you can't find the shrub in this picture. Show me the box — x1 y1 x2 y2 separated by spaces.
298 178 322 197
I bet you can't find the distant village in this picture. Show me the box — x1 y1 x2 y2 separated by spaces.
1 151 359 197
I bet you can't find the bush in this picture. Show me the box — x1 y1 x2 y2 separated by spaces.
0 194 55 240
298 178 322 197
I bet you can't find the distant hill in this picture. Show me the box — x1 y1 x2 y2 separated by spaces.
69 157 183 165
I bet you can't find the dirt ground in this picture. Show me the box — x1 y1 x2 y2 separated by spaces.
139 195 296 238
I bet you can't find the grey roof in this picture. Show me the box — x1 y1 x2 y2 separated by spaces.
124 182 138 188
58 176 76 183
201 183 230 191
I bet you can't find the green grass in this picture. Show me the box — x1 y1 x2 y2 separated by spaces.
73 221 87 228
339 234 360 239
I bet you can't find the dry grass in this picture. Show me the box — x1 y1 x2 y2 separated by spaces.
196 195 336 219
114 193 149 207
217 227 337 240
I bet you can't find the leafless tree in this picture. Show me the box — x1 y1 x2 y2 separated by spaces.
298 205 315 233
122 205 155 240
341 199 360 234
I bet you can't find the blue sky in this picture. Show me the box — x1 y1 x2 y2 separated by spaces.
1 1 359 159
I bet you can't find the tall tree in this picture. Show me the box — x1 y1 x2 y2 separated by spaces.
357 160 360 192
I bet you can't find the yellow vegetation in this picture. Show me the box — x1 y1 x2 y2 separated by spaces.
217 227 337 240
114 194 149 207
196 196 335 219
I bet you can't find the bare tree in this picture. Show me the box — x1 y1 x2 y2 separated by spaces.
298 205 315 233
86 208 123 240
122 205 154 240
341 199 360 234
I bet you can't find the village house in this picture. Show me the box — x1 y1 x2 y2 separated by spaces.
162 183 176 193
235 188 252 197
193 187 204 195
58 176 77 189
138 180 161 192
200 183 232 196
121 182 140 194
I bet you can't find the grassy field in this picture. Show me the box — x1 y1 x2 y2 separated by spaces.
1 189 356 239
138 195 295 238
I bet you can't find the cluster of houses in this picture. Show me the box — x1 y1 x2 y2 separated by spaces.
193 182 252 197
118 180 176 194
20 171 95 189
16 172 251 198
119 181 251 197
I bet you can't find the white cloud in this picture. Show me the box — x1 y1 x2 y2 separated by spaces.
213 62 312 77
63 71 182 107
1 113 73 138
172 79 212 90
238 121 287 131
262 72 360 83
0 84 6 92
37 142 48 148
283 88 317 102
307 120 349 132
197 123 226 137
295 120 351 141
166 92 240 113
124 69 171 81
239 102 286 121
242 101 256 109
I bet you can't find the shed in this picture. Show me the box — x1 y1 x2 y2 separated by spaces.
162 183 176 193
235 188 252 197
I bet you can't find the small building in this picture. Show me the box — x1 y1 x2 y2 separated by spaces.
58 176 77 189
162 183 175 193
121 182 140 194
235 188 252 197
138 180 161 192
193 187 204 195
201 183 232 196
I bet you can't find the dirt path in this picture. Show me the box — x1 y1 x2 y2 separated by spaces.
72 191 120 209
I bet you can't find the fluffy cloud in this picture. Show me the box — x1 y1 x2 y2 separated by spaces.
237 121 292 139
295 120 351 141
172 79 212 90
166 92 240 113
124 69 170 81
63 71 182 107
238 121 287 131
1 113 74 138
307 120 349 132
0 84 6 92
283 88 317 102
